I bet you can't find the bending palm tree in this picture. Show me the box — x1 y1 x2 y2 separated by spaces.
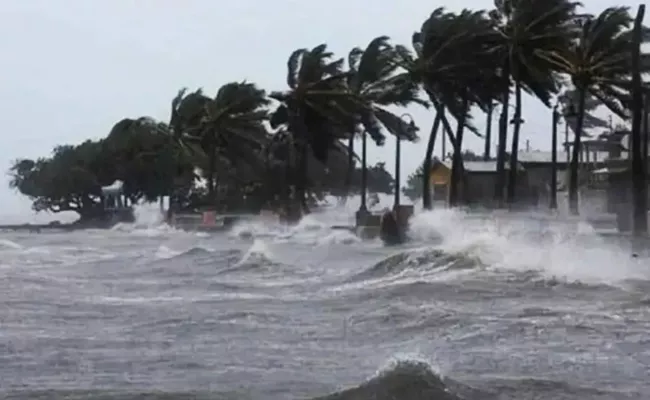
201 82 270 203
344 36 427 207
171 83 270 207
270 44 363 214
490 0 579 205
394 8 499 209
545 6 650 215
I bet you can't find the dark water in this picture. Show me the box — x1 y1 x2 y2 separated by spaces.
1 210 649 399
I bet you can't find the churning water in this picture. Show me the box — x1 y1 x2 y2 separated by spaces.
1 196 649 399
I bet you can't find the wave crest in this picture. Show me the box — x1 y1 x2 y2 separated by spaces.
314 360 459 400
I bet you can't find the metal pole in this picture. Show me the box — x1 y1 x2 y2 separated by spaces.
395 113 415 209
643 93 649 165
551 105 559 210
360 131 367 211
484 102 493 161
565 123 569 164
394 132 401 208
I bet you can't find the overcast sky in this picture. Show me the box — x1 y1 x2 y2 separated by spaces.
0 0 644 222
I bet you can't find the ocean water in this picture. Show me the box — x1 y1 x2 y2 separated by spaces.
1 196 649 400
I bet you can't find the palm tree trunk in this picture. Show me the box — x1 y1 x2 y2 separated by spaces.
630 4 647 236
495 63 511 206
344 134 355 201
282 154 293 217
483 102 494 161
643 94 649 164
360 131 368 211
422 111 443 210
428 93 458 150
297 141 310 213
437 107 458 150
507 81 523 205
449 96 469 207
207 145 217 209
568 88 586 215
292 113 310 216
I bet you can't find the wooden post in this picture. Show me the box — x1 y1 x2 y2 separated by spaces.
630 4 647 236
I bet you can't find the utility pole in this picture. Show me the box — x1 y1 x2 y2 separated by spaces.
550 105 559 210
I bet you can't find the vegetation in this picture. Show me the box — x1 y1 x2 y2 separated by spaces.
8 2 650 233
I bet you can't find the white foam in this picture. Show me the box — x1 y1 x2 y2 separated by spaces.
409 208 649 285
236 239 274 266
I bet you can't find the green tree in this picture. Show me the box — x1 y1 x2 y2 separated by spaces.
557 84 609 137
262 128 352 212
394 8 499 209
270 44 362 214
9 141 107 220
490 0 579 205
546 6 650 214
103 117 195 202
403 163 426 201
170 83 270 204
343 36 426 199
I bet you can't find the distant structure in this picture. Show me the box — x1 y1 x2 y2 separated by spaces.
100 180 135 225
427 159 526 207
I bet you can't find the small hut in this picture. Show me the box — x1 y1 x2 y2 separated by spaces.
100 180 135 224
101 180 127 209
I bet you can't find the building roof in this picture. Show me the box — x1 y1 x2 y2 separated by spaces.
517 150 610 164
101 180 124 195
592 166 629 175
438 159 523 172
581 139 626 152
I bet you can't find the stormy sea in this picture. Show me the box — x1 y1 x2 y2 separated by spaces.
1 196 649 400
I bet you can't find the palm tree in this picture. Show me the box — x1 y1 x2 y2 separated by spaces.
394 8 499 209
545 6 650 215
344 36 427 208
269 44 365 214
558 85 609 136
489 0 580 206
170 83 270 207
103 117 197 202
201 82 270 201
448 94 471 206
263 128 354 215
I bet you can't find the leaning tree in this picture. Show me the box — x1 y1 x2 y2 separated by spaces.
545 6 650 215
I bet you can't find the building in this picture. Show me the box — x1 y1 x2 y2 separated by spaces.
586 128 650 231
100 180 135 225
517 149 610 209
428 159 526 207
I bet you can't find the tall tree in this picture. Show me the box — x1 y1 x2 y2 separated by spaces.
9 142 108 220
394 8 498 208
490 0 579 205
104 117 195 202
344 36 427 201
545 6 650 214
171 83 269 204
270 44 367 214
